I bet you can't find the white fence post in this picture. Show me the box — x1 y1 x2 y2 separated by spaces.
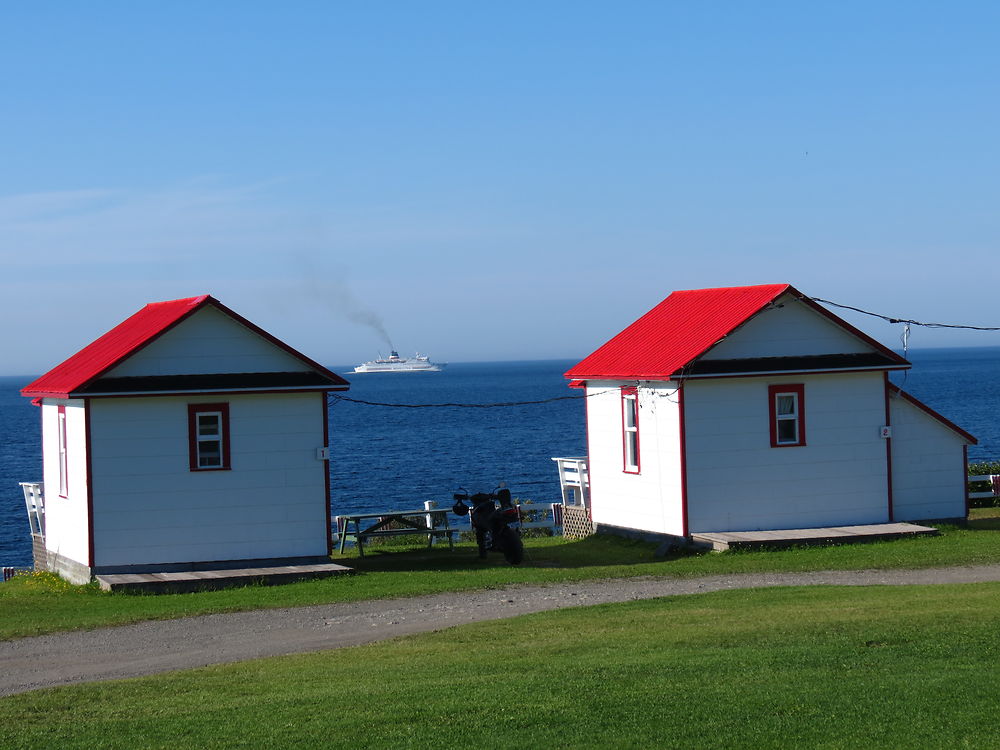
424 500 438 545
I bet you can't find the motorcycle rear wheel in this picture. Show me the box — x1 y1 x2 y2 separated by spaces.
498 527 524 565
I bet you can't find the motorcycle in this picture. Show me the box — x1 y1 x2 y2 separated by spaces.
452 485 524 565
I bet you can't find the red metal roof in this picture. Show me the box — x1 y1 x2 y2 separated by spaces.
566 284 792 380
22 295 349 398
565 283 908 381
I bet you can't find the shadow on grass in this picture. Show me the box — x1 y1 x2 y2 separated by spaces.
963 506 1000 531
966 517 1000 531
330 516 1000 576
332 534 697 573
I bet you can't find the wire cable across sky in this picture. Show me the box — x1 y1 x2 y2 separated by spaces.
332 297 997 409
331 393 590 409
810 298 1000 331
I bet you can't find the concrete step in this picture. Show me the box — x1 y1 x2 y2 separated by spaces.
96 562 353 593
691 522 938 551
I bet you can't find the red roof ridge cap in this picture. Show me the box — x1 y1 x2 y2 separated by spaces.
143 294 211 308
673 282 793 294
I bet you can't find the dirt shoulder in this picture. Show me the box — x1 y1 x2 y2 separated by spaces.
5 564 1000 698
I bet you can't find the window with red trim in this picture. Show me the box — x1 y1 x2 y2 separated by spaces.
769 384 805 447
57 405 68 497
188 403 231 471
622 386 640 473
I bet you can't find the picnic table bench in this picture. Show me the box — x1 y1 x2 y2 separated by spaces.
336 508 458 557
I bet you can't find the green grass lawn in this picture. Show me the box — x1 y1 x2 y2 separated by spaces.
4 515 1000 640
3 582 1000 749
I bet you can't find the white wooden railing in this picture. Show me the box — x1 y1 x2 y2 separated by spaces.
969 474 1000 503
552 457 589 507
519 502 564 530
426 500 564 534
333 499 564 545
19 482 44 537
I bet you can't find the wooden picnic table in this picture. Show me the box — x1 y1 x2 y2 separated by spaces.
336 508 458 557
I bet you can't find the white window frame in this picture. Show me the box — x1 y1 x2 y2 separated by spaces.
196 412 224 468
622 387 640 473
769 384 806 447
188 403 231 471
57 405 68 497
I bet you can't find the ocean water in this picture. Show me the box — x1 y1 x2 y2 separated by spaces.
2 349 998 569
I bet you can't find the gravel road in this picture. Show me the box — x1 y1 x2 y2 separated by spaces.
5 564 1000 698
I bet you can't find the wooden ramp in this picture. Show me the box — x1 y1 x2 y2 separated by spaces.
691 523 938 552
96 562 352 593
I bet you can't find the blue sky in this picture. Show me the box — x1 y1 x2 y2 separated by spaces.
3 2 1000 374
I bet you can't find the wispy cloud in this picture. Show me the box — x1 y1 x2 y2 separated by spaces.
0 189 119 224
0 178 313 275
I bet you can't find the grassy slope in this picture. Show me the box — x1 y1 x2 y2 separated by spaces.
4 514 1000 640
3 583 1000 749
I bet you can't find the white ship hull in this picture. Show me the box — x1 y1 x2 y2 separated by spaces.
353 351 444 373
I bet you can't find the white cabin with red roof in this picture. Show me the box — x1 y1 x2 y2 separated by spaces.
21 296 349 584
565 284 975 538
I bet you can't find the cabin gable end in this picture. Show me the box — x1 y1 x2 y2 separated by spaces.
104 305 313 378
700 294 880 361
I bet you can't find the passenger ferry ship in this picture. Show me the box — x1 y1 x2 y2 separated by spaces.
353 351 443 373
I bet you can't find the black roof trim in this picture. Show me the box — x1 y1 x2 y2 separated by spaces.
76 371 345 394
686 352 905 376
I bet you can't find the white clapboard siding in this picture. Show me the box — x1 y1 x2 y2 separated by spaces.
106 304 313 378
89 392 328 566
890 391 968 521
684 372 889 533
585 380 684 536
700 294 876 360
40 400 90 566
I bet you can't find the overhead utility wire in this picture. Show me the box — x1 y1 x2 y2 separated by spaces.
331 393 595 409
334 299 995 410
810 298 1000 331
